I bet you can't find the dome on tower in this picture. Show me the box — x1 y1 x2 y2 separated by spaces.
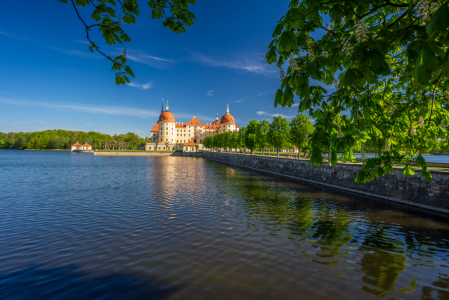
220 105 235 124
159 111 175 122
220 114 235 124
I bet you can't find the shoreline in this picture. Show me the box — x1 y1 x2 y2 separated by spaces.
202 152 449 214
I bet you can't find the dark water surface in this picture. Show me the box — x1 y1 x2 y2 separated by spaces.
1 150 448 299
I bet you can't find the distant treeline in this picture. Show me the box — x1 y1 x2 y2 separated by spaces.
0 130 145 150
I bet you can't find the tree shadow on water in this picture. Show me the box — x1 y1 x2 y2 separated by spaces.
0 265 177 300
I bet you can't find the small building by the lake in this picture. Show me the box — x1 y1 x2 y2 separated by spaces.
71 142 92 152
183 140 196 152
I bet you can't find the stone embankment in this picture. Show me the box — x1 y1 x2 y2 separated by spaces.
202 152 449 213
93 151 203 157
94 152 183 156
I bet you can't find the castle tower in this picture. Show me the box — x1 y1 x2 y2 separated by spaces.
220 105 236 133
157 99 176 147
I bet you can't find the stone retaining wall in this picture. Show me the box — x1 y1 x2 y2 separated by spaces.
202 152 449 213
183 152 203 157
72 150 94 153
94 152 182 156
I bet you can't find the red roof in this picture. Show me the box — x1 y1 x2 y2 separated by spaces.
186 117 204 126
184 140 196 146
175 123 187 128
159 111 175 122
212 120 220 125
236 125 240 128
204 124 220 129
220 114 235 124
72 142 81 146
151 123 159 132
82 143 91 147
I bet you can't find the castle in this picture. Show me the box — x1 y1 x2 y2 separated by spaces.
141 101 239 151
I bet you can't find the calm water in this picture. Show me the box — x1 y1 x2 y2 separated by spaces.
353 154 449 163
0 150 448 300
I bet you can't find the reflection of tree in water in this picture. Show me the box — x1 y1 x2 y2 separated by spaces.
215 165 449 298
358 224 418 298
403 232 449 298
224 173 317 236
308 205 353 266
224 172 355 262
422 274 449 299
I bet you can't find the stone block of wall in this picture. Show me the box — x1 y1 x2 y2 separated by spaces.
183 152 203 157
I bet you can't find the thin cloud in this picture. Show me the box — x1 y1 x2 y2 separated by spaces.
127 82 153 90
122 50 173 68
271 114 296 119
292 103 299 107
192 52 276 75
256 111 268 115
48 46 100 58
0 98 215 122
0 98 160 118
0 31 34 41
207 89 214 96
234 91 274 103
73 40 90 44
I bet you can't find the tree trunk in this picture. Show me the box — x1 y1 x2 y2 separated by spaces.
298 147 301 159
328 151 330 161
378 145 381 157
277 147 279 157
251 149 253 155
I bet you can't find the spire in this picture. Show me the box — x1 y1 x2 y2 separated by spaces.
216 113 218 121
166 100 169 111
226 104 230 114
161 98 164 113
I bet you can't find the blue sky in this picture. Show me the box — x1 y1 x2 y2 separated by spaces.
0 0 300 137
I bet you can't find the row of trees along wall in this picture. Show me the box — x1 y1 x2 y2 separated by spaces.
203 114 315 157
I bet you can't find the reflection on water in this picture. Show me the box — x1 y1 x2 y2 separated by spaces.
0 150 448 299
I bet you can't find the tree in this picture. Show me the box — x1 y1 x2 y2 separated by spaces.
203 136 212 150
245 120 261 155
195 144 199 152
266 0 449 182
268 116 290 157
238 127 247 154
258 120 270 156
57 0 196 85
290 114 313 159
229 131 241 152
213 133 223 151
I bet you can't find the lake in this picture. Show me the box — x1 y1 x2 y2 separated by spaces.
353 154 449 163
0 150 448 299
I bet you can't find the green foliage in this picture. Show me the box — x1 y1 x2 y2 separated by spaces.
58 0 196 84
268 115 291 156
0 130 144 150
245 120 261 154
257 120 271 151
268 0 449 182
290 113 313 154
203 136 213 149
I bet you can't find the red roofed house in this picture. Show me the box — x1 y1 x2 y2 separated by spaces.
183 140 197 152
71 142 92 152
141 101 239 151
